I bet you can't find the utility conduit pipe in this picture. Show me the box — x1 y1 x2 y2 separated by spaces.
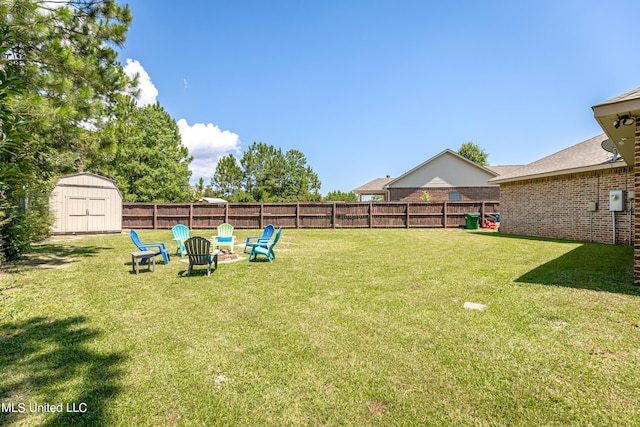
612 211 616 245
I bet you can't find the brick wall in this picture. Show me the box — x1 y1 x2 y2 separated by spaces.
388 186 500 201
500 166 634 245
634 120 640 285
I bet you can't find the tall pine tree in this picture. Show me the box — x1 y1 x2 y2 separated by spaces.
106 101 193 202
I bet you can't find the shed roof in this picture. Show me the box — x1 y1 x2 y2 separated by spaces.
56 172 118 187
489 134 625 184
197 197 228 203
55 172 122 197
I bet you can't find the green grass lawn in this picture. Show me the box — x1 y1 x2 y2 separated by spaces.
1 229 639 426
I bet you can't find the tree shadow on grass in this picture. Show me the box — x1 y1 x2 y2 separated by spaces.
470 232 638 296
0 316 125 426
2 244 111 273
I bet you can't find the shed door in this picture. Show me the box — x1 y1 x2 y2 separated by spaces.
87 197 106 231
65 196 107 232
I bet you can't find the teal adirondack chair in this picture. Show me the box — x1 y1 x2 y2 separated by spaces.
213 223 235 252
244 224 275 253
171 224 190 257
248 228 282 263
184 236 218 276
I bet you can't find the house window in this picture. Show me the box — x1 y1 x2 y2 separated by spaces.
448 192 461 201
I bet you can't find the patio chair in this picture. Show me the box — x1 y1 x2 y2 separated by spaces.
184 236 219 276
213 223 235 252
248 228 282 263
171 224 190 257
244 224 275 253
129 229 170 265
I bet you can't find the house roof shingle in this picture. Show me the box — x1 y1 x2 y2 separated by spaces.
353 177 394 193
593 87 640 107
485 165 525 176
489 134 625 184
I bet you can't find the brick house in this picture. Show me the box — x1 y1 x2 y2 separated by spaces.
591 88 640 285
489 134 633 245
491 87 640 285
354 149 521 202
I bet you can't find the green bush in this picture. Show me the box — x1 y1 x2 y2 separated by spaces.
0 187 52 262
1 210 30 260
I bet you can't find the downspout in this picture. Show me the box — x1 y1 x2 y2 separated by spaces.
630 205 633 246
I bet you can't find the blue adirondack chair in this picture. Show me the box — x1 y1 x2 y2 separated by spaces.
171 224 190 257
248 228 282 263
130 229 170 264
244 224 275 253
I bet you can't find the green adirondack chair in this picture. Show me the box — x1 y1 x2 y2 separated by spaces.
184 236 219 276
213 223 235 252
171 224 190 257
248 228 282 263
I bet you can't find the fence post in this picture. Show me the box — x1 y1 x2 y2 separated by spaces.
443 202 447 228
260 203 264 229
406 202 410 228
332 202 336 228
369 202 373 228
224 203 229 224
153 203 157 229
296 203 300 228
188 203 193 228
481 201 485 224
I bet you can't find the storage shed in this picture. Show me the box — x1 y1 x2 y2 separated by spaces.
50 172 122 234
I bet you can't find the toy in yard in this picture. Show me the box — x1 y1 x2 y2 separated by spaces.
482 219 496 229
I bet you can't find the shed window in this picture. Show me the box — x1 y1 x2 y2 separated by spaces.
448 192 461 201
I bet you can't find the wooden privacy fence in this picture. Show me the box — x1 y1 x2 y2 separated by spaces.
123 201 500 229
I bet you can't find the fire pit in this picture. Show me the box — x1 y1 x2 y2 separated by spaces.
216 250 238 262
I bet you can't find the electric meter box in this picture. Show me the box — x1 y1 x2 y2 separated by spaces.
609 190 625 211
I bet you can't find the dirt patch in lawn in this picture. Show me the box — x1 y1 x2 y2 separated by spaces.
1 242 107 273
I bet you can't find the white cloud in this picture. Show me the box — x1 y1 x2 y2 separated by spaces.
121 59 240 184
177 119 241 184
123 58 158 106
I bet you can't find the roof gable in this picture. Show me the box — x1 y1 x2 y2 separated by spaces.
386 149 498 188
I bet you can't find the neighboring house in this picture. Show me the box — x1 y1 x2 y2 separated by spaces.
354 149 521 202
353 176 394 201
489 134 632 245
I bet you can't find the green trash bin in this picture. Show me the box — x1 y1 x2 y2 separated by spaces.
464 213 480 230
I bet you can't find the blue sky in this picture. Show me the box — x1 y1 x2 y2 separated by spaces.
117 0 640 195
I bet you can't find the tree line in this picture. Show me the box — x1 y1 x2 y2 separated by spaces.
0 0 352 261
